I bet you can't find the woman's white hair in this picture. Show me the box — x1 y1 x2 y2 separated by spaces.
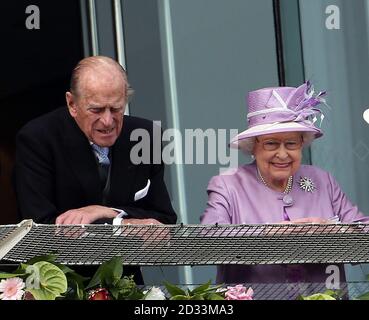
239 132 315 155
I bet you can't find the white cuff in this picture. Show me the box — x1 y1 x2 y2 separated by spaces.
111 208 127 225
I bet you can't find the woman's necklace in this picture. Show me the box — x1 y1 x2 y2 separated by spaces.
257 167 294 206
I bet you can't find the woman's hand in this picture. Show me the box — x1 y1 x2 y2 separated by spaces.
264 217 337 236
287 217 330 224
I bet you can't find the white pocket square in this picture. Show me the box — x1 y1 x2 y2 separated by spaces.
134 179 151 201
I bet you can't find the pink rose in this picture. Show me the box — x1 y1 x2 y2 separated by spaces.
225 285 253 300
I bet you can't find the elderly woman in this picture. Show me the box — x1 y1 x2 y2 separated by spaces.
201 82 369 288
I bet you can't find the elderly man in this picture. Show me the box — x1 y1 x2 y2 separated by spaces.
16 56 176 224
15 57 176 229
15 56 176 283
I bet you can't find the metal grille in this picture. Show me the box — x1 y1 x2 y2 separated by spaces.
2 223 369 266
0 225 17 242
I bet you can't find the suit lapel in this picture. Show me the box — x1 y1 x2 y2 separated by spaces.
61 111 102 203
109 118 136 204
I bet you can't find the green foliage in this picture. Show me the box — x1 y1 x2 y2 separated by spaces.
0 254 144 300
299 293 336 300
298 289 343 300
25 253 57 265
86 257 123 289
1 255 227 301
164 280 224 300
86 256 144 300
0 254 86 300
355 291 369 300
111 275 144 300
0 272 27 279
26 261 68 300
355 274 369 300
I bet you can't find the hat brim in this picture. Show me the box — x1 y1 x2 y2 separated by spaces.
230 122 323 149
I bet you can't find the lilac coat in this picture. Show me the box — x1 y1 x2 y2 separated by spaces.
201 163 369 285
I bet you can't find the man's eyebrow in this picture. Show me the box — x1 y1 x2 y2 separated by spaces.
87 104 124 109
87 104 103 108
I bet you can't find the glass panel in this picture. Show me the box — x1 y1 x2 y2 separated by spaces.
299 0 369 283
121 0 279 284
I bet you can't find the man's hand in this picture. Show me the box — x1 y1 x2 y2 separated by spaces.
56 205 117 224
120 218 169 242
122 218 162 225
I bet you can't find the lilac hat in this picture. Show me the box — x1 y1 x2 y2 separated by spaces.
230 81 327 149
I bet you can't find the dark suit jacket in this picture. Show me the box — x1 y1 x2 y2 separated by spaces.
15 107 177 284
15 107 177 224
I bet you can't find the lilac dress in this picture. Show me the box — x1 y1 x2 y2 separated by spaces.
201 163 369 288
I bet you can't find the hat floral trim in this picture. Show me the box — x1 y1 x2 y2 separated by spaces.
292 81 329 125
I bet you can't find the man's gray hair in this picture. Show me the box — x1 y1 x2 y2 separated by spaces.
69 56 134 98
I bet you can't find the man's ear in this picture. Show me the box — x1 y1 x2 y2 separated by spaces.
66 92 77 118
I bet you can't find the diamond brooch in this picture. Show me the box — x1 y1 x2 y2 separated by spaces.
299 176 315 192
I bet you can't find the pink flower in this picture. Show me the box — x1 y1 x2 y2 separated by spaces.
0 277 26 300
225 285 253 300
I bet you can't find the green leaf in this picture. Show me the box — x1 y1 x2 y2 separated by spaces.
356 292 369 300
202 284 224 293
86 257 123 289
110 287 120 300
66 272 88 300
325 289 344 299
14 263 30 274
112 276 144 300
26 254 57 265
170 295 191 300
0 272 27 279
301 293 336 300
115 277 135 291
74 281 85 300
163 281 186 297
59 264 89 284
323 289 336 296
190 294 205 300
191 280 211 295
125 289 144 300
26 261 68 300
86 271 101 289
66 270 89 284
299 289 342 300
102 258 123 287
